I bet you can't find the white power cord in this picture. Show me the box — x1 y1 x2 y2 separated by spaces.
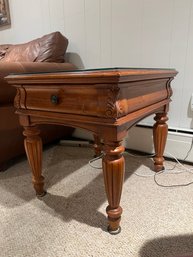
145 138 193 187
88 154 103 169
88 138 193 187
124 150 155 158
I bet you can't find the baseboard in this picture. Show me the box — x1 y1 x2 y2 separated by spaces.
125 126 193 163
73 127 193 163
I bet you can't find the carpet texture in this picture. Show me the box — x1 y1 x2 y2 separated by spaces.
0 145 193 257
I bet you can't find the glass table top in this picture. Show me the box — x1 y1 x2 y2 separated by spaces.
10 67 176 76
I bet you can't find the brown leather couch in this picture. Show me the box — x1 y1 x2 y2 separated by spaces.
0 31 75 171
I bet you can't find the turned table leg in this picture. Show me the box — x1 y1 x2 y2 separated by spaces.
153 113 168 172
102 141 125 234
23 126 46 197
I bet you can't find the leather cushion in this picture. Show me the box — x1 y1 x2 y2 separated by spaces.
36 31 68 62
2 31 68 63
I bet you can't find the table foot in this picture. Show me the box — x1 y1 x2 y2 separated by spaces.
154 162 165 172
36 190 47 198
106 205 122 233
107 225 121 235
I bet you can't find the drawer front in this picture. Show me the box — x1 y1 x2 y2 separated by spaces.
24 79 170 118
25 86 110 118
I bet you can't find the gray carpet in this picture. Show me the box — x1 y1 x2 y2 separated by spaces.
1 145 193 257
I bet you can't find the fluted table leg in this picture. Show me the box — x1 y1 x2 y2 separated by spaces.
153 113 168 172
23 126 46 197
102 141 125 234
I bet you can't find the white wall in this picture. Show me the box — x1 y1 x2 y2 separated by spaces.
1 0 193 159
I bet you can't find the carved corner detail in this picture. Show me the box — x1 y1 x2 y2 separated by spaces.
105 87 120 118
166 78 174 99
14 87 27 109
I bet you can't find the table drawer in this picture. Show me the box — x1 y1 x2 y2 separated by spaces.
24 79 169 119
25 86 109 117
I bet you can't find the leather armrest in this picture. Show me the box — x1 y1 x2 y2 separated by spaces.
0 62 76 77
0 62 76 104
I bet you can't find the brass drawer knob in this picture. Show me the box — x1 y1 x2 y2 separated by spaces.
51 95 59 105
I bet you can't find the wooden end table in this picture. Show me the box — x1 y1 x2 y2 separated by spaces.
6 67 177 234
